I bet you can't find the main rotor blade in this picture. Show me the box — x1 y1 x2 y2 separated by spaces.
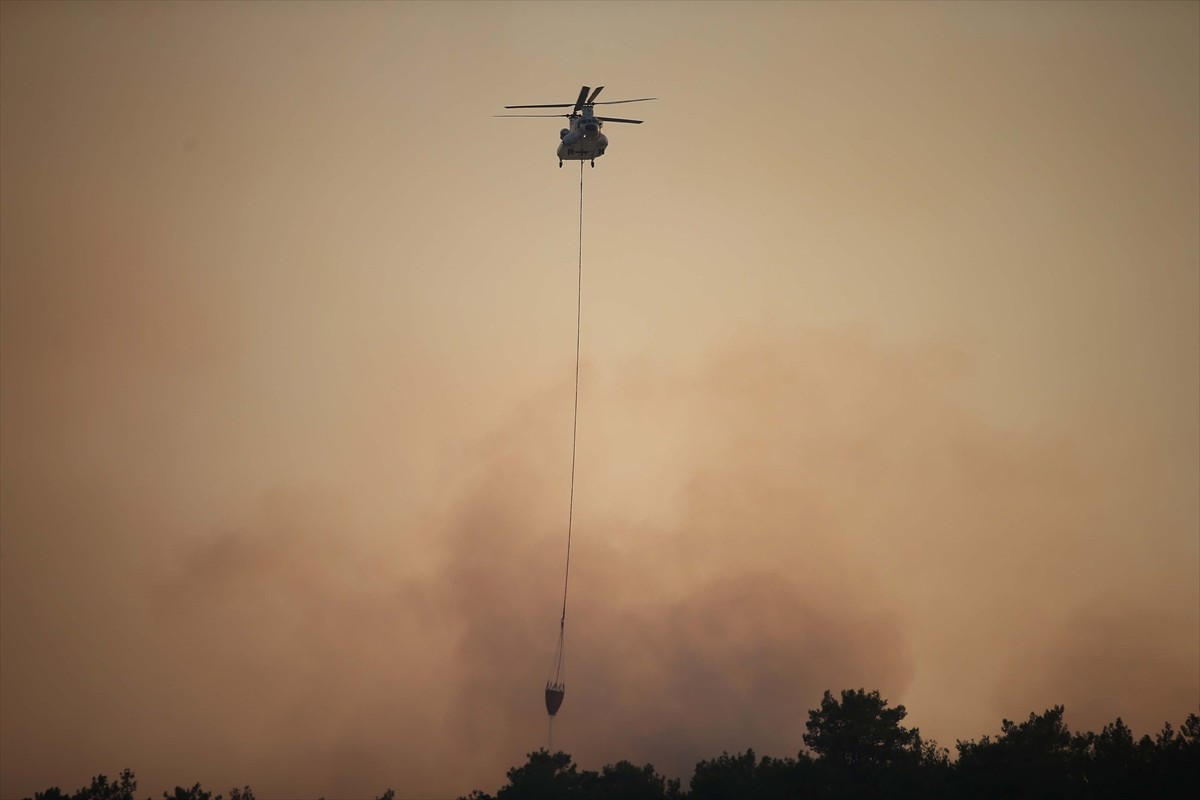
494 113 570 118
586 85 605 104
596 116 643 124
574 85 590 113
504 103 574 109
593 97 657 105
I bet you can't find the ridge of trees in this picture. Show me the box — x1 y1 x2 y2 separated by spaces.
22 690 1200 800
463 689 1199 799
24 771 257 800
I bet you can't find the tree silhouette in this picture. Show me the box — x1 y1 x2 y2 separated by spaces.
29 769 138 800
32 790 70 800
1144 714 1200 795
688 750 758 799
689 749 818 800
499 750 583 799
591 760 680 800
1077 717 1151 798
802 688 948 799
803 688 923 769
460 750 678 800
163 784 219 800
954 705 1090 799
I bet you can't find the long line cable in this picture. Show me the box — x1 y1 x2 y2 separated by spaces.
561 159 584 627
549 161 585 691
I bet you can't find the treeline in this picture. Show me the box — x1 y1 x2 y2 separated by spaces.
22 690 1200 800
24 775 383 800
463 689 1200 799
24 771 256 800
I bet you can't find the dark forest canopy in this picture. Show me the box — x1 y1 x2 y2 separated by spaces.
461 690 1199 799
25 690 1199 800
23 772 256 800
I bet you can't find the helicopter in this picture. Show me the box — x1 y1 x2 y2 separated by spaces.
496 85 656 167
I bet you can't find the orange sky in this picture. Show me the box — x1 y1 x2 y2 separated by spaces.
2 2 1197 797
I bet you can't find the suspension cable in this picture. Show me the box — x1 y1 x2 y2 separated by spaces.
561 160 584 628
548 161 584 694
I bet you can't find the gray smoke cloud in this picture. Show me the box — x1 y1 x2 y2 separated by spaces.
6 324 1195 799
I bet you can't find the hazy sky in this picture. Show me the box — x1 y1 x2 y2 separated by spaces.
1 1 1197 797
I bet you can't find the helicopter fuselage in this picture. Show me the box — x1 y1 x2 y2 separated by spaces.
557 112 607 163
